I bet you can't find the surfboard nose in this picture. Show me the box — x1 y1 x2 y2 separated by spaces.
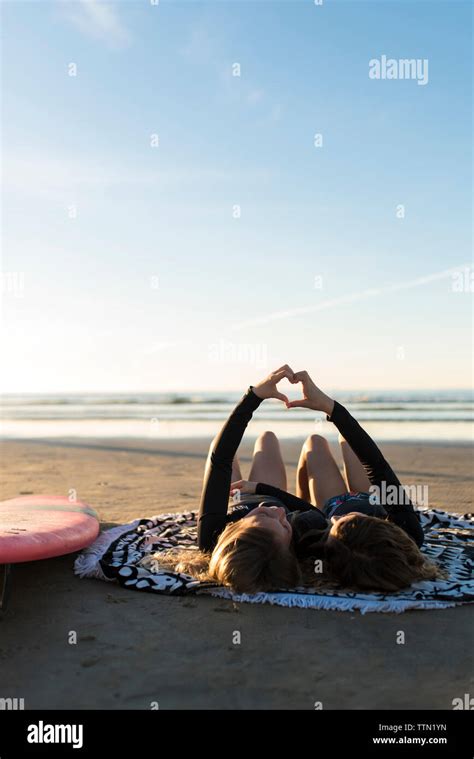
0 494 100 564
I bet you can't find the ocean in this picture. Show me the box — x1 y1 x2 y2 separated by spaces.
1 390 473 442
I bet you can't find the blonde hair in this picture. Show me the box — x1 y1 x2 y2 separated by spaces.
324 515 441 592
153 514 441 596
157 519 301 594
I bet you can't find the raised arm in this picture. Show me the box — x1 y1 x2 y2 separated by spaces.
230 479 319 514
197 388 262 551
197 366 295 551
287 371 424 546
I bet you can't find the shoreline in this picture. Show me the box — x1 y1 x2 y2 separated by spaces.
2 433 474 448
2 403 473 445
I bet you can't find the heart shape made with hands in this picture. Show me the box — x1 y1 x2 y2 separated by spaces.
284 370 311 409
256 366 333 416
259 365 299 405
256 365 325 411
256 366 305 405
282 368 323 411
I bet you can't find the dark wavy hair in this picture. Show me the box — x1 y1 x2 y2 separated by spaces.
323 514 441 592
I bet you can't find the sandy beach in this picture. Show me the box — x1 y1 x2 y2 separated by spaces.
0 436 473 710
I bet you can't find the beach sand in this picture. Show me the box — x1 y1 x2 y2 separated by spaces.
0 437 473 710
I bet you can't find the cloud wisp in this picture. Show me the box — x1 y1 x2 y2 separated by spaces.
57 0 132 49
231 265 470 331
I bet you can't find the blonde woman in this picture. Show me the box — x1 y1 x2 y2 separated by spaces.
198 365 305 592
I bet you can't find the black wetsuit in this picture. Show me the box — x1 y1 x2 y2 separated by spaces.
197 388 424 556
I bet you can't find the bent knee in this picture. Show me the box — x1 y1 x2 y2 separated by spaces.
256 430 279 446
304 433 330 452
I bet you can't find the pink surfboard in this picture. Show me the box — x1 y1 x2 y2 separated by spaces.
0 495 100 564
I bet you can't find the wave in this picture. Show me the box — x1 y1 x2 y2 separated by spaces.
1 391 473 427
2 391 473 406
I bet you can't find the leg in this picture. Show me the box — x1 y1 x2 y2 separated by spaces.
339 434 371 492
298 435 347 508
296 444 311 501
248 431 287 490
231 454 243 484
202 436 242 486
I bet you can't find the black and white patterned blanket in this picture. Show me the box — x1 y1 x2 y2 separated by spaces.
74 508 474 613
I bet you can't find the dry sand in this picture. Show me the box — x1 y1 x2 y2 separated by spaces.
0 436 473 709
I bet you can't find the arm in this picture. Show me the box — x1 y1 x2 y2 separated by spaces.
328 401 403 490
255 483 316 513
288 371 424 547
197 365 295 552
231 479 317 513
197 388 263 551
326 402 424 546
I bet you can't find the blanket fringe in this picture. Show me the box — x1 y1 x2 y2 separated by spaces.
74 519 142 580
204 588 458 614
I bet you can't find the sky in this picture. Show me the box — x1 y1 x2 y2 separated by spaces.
1 0 472 394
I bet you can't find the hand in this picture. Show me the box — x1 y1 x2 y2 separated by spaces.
231 480 257 496
286 370 334 415
252 364 296 404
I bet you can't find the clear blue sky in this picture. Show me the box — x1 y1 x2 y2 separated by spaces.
2 0 472 393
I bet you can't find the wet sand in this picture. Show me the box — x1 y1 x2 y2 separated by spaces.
0 437 473 709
